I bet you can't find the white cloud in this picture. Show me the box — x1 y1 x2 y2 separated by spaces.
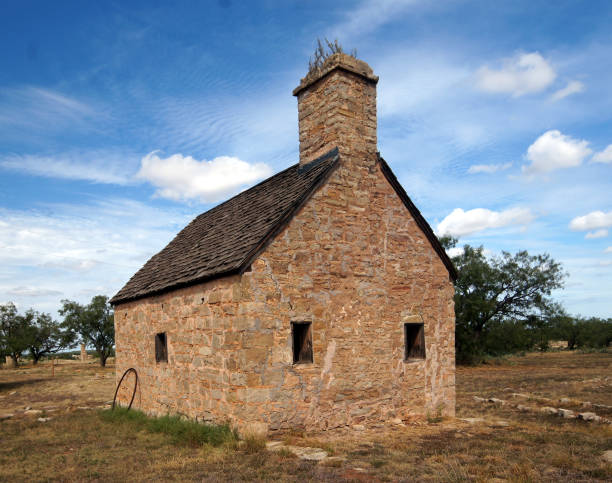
550 80 585 101
446 246 464 258
604 247 612 253
7 286 63 297
592 144 612 163
585 229 609 239
436 207 535 237
0 151 137 185
137 151 272 203
569 210 612 231
476 52 556 97
523 130 592 175
467 162 512 174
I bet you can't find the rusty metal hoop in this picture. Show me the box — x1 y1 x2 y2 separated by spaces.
112 367 138 411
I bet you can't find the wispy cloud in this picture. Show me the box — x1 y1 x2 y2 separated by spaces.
7 286 63 297
137 151 272 203
0 151 139 185
467 162 512 174
436 207 535 237
328 0 422 41
585 229 608 239
523 130 591 175
0 199 196 314
550 80 585 101
476 52 556 97
0 86 101 132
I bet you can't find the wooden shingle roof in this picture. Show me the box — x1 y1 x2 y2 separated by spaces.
110 148 340 305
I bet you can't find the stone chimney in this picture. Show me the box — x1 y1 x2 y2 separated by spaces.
293 53 378 166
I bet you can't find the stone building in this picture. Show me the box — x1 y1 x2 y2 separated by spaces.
111 53 457 433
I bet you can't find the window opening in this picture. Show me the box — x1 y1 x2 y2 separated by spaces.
155 332 168 363
292 322 313 364
404 323 425 360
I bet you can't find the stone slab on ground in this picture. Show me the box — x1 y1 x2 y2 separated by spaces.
266 441 328 461
24 409 43 416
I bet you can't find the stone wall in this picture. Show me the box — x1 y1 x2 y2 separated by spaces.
238 154 456 431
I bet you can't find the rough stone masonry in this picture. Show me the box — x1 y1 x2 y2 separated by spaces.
113 53 456 434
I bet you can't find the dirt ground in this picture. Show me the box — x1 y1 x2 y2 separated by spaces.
1 351 611 482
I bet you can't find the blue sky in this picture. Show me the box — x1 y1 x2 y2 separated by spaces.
1 0 611 317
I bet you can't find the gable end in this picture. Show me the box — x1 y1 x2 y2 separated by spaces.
377 154 457 281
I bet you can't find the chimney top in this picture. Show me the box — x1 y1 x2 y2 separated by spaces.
293 53 378 97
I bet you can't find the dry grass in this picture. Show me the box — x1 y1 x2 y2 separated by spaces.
1 352 611 481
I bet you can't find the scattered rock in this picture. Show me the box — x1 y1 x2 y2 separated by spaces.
511 393 530 399
581 401 592 408
0 414 14 421
593 403 612 410
488 398 506 405
559 398 571 404
491 420 509 427
578 412 601 422
320 456 345 466
24 409 43 416
389 418 404 425
540 407 558 415
517 404 532 412
460 417 485 424
558 409 575 419
352 424 365 431
603 450 612 464
473 396 486 403
265 441 284 450
24 406 31 411
273 445 328 461
37 417 52 422
8 391 16 395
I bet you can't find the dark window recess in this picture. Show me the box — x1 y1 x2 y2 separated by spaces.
292 322 313 364
404 323 426 360
155 332 168 363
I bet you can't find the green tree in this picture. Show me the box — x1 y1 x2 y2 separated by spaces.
440 237 566 363
25 311 71 364
0 302 32 367
60 295 115 367
575 317 612 349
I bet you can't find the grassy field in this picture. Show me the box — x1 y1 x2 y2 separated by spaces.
1 351 610 482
